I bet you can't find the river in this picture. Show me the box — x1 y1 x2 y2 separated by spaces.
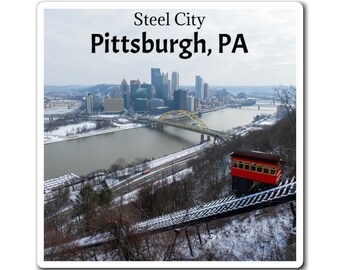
44 101 277 180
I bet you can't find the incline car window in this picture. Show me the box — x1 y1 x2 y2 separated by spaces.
263 165 269 174
257 164 262 173
231 155 280 176
270 166 276 175
244 162 250 170
233 160 238 168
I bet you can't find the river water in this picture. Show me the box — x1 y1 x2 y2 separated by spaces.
44 101 276 180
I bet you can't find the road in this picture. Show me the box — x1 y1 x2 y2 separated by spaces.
44 142 216 221
110 151 198 198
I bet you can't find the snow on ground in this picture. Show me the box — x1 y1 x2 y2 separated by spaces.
46 122 96 137
110 141 212 189
114 168 193 205
112 122 135 128
44 141 211 204
117 118 129 123
44 122 143 144
149 141 213 168
110 141 212 191
255 115 277 126
174 203 294 261
90 114 121 118
230 115 278 137
113 187 140 205
45 202 294 261
110 142 212 205
44 173 80 193
44 112 295 260
44 111 278 144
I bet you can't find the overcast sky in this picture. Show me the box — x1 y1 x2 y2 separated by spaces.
44 7 297 86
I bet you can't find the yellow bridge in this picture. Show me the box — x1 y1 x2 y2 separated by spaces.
140 110 229 142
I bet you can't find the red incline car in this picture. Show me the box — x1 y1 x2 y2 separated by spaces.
230 151 283 195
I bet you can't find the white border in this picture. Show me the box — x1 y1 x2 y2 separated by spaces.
37 1 304 268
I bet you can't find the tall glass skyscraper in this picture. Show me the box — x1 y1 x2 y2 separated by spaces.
171 71 179 96
120 78 130 109
174 89 187 110
86 93 93 114
195 75 204 100
151 68 169 99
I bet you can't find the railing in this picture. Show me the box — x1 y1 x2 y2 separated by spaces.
133 177 296 234
44 177 296 254
148 118 230 141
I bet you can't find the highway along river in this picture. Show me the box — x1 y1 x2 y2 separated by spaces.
44 102 277 180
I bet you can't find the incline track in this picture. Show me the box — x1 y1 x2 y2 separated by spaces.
45 177 296 254
133 177 296 234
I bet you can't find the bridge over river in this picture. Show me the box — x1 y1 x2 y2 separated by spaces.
138 110 230 142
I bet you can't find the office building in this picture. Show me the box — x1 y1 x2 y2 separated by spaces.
174 89 187 110
151 68 170 99
86 93 93 114
104 97 124 113
134 98 150 112
130 79 141 105
171 72 179 96
195 75 204 100
120 78 130 109
141 83 156 99
204 82 210 99
151 68 161 87
150 98 164 109
164 97 174 110
187 96 195 112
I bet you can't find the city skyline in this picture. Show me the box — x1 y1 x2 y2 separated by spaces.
91 67 211 113
44 8 297 86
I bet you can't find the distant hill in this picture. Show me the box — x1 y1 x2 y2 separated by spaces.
44 84 284 97
83 84 116 95
44 84 119 96
44 85 88 93
211 85 278 95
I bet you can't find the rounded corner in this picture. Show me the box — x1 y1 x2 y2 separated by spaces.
36 258 46 269
296 256 304 268
36 1 47 11
295 1 305 13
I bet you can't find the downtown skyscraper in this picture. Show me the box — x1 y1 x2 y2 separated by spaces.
120 78 130 109
86 93 93 114
171 71 179 96
174 89 187 110
195 75 204 100
151 68 170 100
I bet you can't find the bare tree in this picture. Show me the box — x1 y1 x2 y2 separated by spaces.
275 85 296 130
275 85 297 169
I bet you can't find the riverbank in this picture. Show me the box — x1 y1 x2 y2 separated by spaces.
43 105 243 145
44 122 144 144
44 109 278 145
45 103 279 179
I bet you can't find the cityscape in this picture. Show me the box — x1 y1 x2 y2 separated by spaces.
42 4 299 265
43 67 296 263
46 67 263 118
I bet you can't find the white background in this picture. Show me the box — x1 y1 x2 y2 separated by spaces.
0 0 338 269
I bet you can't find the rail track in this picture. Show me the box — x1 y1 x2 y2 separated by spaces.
45 176 296 256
